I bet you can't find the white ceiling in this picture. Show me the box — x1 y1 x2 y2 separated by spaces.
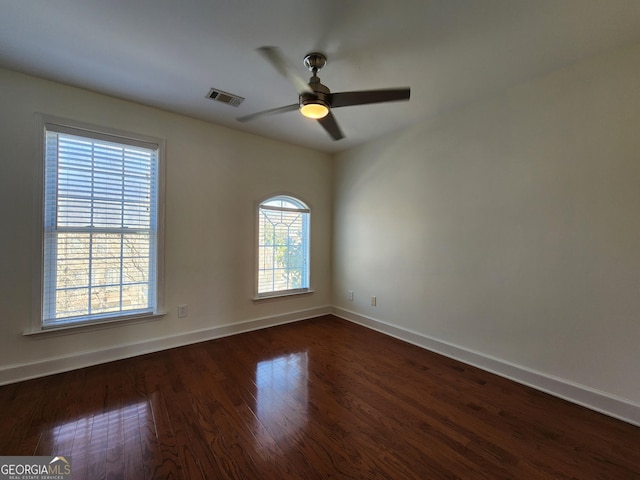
1 0 640 153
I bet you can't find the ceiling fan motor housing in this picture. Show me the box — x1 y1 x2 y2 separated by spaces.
299 73 331 113
299 91 330 118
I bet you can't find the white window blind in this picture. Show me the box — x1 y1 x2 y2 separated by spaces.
257 196 310 296
42 123 160 327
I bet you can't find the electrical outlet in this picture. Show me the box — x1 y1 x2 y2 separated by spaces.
371 296 377 306
178 304 188 318
348 290 354 301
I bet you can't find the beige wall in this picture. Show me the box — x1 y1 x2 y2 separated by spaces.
333 43 640 405
0 68 332 378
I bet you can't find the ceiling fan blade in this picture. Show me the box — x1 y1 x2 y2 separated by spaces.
257 46 313 94
317 111 344 141
237 103 299 123
329 88 411 108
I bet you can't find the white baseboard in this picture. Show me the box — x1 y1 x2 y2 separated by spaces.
0 305 332 386
332 306 640 427
4 304 639 428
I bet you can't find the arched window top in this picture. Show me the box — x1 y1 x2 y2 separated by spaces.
260 195 309 212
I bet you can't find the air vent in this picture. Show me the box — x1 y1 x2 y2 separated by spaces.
206 88 244 107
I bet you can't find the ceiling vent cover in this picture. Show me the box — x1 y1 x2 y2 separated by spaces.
207 88 244 107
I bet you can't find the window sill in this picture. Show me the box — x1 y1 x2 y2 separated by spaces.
23 311 166 337
252 289 314 302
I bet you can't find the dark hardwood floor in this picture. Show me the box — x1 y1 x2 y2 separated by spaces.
1 315 639 479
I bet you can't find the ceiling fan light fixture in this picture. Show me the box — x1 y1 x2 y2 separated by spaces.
300 100 329 119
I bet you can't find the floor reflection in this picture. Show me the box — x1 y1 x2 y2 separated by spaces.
255 352 309 441
51 400 150 457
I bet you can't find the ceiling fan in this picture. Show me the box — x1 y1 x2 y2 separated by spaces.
237 47 411 141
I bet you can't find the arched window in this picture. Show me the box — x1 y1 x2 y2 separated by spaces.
257 195 310 297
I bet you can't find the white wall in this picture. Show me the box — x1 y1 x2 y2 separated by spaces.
333 43 640 410
0 68 332 382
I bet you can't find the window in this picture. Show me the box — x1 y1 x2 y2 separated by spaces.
257 195 310 297
40 118 163 328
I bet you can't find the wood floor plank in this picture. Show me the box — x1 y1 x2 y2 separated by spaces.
1 315 639 479
0 380 44 453
104 367 126 480
146 390 183 479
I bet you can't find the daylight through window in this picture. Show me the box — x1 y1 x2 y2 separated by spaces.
257 195 310 296
42 121 162 327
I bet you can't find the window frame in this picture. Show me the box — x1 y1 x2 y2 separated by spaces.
254 194 312 300
30 114 165 333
